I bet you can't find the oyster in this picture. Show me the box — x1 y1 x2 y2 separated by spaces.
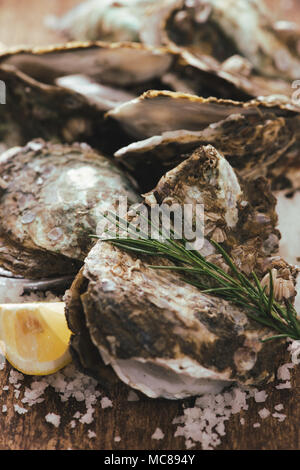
0 140 139 279
0 42 174 150
47 0 158 43
108 90 300 190
65 145 296 399
50 0 300 98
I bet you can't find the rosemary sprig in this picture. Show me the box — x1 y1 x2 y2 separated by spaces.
93 212 300 342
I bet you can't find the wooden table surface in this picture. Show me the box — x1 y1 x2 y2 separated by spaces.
0 0 299 451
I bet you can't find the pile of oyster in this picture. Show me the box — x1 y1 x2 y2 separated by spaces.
0 0 300 399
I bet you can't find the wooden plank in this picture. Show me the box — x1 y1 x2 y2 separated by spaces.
0 359 299 450
0 0 299 451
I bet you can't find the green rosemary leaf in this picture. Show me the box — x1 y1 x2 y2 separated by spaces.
96 214 300 342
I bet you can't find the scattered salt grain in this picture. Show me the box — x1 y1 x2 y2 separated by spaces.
70 420 76 429
2 386 8 391
151 428 165 440
45 413 61 428
288 340 300 365
14 390 20 399
272 412 286 422
254 391 268 403
2 405 7 413
114 436 121 443
88 430 96 439
240 417 245 425
14 404 28 415
274 404 284 411
22 381 49 406
79 408 95 425
258 408 270 419
174 386 251 450
101 397 113 409
127 391 139 402
276 381 292 390
9 370 24 385
73 411 81 419
277 363 294 381
253 423 261 428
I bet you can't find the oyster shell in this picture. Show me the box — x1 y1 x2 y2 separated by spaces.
0 42 174 150
50 0 300 98
65 145 296 398
0 140 139 279
47 0 158 43
108 90 300 190
107 90 300 140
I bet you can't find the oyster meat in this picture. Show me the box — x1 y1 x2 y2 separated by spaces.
0 140 139 279
65 145 296 398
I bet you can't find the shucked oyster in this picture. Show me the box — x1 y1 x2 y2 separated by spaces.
50 0 300 99
65 145 297 399
0 140 139 279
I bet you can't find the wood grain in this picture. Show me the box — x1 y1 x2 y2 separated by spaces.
0 0 299 451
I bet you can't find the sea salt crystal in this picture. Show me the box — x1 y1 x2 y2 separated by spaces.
174 386 249 450
277 363 293 381
254 391 268 403
258 408 270 419
276 381 291 390
151 428 165 440
253 423 261 428
45 413 61 428
79 408 95 425
240 417 245 425
73 411 81 419
114 436 121 443
272 412 286 422
127 391 139 402
2 386 9 391
101 397 113 409
274 404 284 411
14 390 20 399
9 370 24 385
70 420 76 429
14 404 28 415
2 405 7 413
288 340 300 365
88 430 96 439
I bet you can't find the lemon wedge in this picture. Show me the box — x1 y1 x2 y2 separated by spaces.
0 302 72 375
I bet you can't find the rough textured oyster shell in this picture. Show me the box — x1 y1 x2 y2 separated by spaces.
108 90 300 190
50 0 300 98
107 90 300 140
0 140 139 279
65 145 296 398
0 42 174 150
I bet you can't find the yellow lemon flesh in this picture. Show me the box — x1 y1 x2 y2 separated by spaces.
0 302 72 375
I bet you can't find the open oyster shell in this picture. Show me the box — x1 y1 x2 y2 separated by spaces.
50 0 300 98
0 140 139 279
109 90 300 190
65 145 296 399
0 42 175 151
